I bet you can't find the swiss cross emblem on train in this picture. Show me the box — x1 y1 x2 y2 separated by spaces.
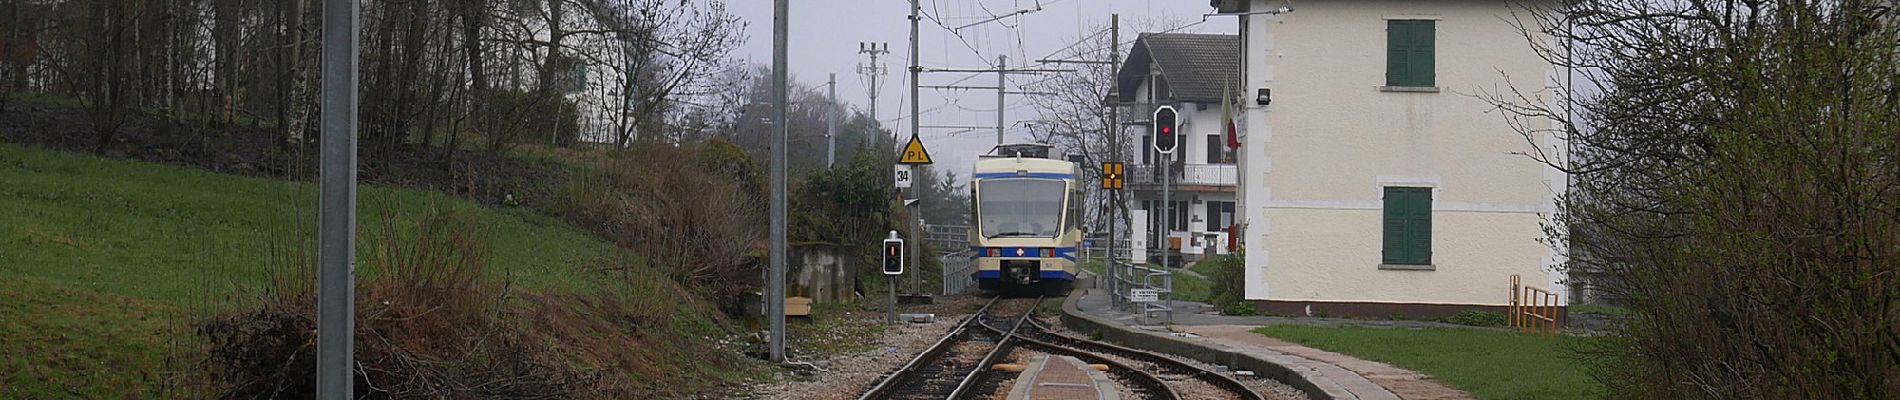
1016 248 1026 256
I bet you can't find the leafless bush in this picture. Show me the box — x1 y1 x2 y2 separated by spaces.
202 204 704 398
559 140 764 311
1490 1 1900 397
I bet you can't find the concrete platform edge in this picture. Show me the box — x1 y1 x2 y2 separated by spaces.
1059 285 1362 400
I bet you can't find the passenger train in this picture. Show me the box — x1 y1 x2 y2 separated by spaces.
969 144 1083 295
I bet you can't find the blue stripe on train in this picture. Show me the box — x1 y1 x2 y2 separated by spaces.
973 172 1074 179
970 246 1079 261
973 270 1077 281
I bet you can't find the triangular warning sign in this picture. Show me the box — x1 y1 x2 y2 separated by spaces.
898 135 934 165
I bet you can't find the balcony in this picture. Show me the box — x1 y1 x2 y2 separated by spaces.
1127 163 1237 191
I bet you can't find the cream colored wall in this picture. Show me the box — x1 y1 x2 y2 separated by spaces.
1239 0 1566 305
1260 207 1546 305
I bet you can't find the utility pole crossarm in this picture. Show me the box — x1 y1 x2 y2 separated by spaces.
923 67 1076 73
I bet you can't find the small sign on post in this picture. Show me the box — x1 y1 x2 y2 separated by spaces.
899 135 934 164
894 165 913 189
1130 288 1159 303
1102 162 1125 190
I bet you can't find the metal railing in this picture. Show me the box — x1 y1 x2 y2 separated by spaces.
923 224 969 254
1126 163 1237 187
940 249 975 295
1106 258 1173 325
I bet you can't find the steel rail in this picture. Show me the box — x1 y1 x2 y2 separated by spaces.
974 313 1182 400
1021 318 1266 400
855 297 1003 400
944 296 1041 400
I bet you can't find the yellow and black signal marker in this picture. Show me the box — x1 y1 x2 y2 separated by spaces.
898 134 933 165
1102 162 1125 190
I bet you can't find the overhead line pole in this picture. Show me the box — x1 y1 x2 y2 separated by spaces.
768 0 789 363
828 73 837 168
908 0 923 301
996 55 1006 145
858 42 889 142
1107 13 1121 309
317 0 359 397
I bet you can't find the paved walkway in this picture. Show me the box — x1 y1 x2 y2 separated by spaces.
1007 354 1117 400
1074 289 1472 400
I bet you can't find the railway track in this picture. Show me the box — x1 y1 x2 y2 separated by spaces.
855 296 1038 400
1012 318 1266 400
856 295 1265 400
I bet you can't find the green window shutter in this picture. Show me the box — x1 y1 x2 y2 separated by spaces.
1386 20 1435 87
1382 191 1405 263
1413 21 1435 86
1382 187 1432 265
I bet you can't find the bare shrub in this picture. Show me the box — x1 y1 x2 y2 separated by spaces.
201 203 728 398
559 140 764 311
1491 1 1900 397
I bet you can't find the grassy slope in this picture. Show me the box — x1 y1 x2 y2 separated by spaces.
1256 325 1601 400
0 144 617 397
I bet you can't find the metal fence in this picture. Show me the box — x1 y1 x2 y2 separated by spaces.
1126 163 1237 187
1105 258 1174 324
923 224 969 253
940 250 975 295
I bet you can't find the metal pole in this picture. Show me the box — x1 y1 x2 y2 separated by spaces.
1162 154 1173 325
317 0 359 397
912 211 921 295
908 0 923 298
888 275 898 324
827 73 837 168
1106 13 1121 307
767 0 789 363
1161 152 1170 269
996 55 1006 146
908 1 920 149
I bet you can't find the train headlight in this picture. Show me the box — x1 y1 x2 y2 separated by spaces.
1041 248 1056 258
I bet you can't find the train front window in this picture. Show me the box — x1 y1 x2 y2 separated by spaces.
979 178 1066 238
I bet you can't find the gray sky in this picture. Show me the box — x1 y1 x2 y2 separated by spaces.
734 0 1233 175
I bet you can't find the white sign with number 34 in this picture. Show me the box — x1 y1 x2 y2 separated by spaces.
894 165 913 189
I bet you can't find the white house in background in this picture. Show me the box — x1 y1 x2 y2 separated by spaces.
1224 0 1569 319
1115 33 1242 266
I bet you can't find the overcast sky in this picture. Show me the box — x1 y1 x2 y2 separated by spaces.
732 0 1234 175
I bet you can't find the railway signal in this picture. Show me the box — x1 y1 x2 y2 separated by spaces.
883 234 906 275
1152 106 1178 154
1102 162 1125 190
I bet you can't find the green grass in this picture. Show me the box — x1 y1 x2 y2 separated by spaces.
1255 325 1600 400
1163 260 1215 303
1570 303 1629 317
0 144 618 397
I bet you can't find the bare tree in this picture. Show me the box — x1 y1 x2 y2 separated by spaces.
1487 1 1900 397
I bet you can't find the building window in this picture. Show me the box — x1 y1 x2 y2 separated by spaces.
1174 201 1190 231
1382 187 1432 265
1386 20 1435 87
1141 135 1153 164
1206 134 1223 163
1206 201 1234 231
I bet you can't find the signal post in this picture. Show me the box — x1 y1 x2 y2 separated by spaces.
882 232 904 324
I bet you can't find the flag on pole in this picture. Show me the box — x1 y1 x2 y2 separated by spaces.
1222 84 1241 149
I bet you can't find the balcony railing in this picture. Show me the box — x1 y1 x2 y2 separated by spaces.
1127 163 1237 187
